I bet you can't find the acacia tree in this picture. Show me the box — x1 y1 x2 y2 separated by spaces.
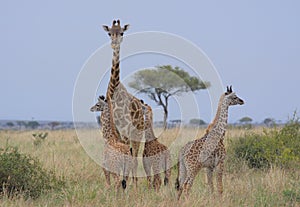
190 119 206 126
263 118 275 127
239 116 253 124
49 121 60 130
128 65 210 129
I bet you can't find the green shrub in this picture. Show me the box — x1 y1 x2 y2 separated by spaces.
32 132 48 147
0 146 63 199
229 116 300 169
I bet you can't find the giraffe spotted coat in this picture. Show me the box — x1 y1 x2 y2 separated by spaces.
176 86 244 200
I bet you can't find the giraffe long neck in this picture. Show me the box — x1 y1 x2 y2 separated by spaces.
101 100 119 141
145 109 156 142
106 45 121 100
204 95 223 134
207 97 229 141
199 96 229 162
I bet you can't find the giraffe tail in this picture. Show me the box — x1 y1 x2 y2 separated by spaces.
122 154 127 190
121 179 127 189
164 176 169 186
175 159 180 191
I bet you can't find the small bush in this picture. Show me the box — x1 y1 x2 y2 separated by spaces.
0 146 63 199
32 132 48 147
229 116 300 169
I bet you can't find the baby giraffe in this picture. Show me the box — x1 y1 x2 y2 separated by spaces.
90 96 134 192
141 101 171 191
176 86 244 200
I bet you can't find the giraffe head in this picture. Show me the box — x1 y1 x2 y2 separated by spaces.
140 99 148 116
224 86 244 106
102 19 130 49
90 95 107 112
140 100 153 126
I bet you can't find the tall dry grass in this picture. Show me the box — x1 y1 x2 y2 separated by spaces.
0 128 299 207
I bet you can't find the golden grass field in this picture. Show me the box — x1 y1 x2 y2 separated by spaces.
0 128 299 207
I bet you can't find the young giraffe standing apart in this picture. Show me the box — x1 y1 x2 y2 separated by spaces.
90 96 134 192
176 86 244 200
103 20 145 186
141 101 171 191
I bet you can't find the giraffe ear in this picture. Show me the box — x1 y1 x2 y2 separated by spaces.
123 24 130 31
102 25 110 32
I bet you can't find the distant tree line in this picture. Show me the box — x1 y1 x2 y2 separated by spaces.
6 121 61 130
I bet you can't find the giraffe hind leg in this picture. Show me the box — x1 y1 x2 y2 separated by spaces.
153 161 161 191
143 156 152 189
216 161 224 194
163 152 171 186
153 174 162 191
178 165 198 200
207 167 214 193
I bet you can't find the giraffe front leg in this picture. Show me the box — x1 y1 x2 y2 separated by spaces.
131 140 140 188
164 168 171 186
103 168 111 188
216 161 224 194
206 167 214 193
142 156 152 189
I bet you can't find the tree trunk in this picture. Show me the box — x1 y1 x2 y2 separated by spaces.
163 106 168 130
154 91 169 130
162 96 169 130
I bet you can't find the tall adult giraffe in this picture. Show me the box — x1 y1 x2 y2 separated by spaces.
102 20 145 185
176 86 244 200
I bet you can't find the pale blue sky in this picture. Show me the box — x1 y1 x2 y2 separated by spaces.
1 0 299 123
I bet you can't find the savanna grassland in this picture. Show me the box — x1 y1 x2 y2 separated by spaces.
0 127 300 207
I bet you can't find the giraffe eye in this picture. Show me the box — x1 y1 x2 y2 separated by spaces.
120 32 124 36
108 33 111 36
